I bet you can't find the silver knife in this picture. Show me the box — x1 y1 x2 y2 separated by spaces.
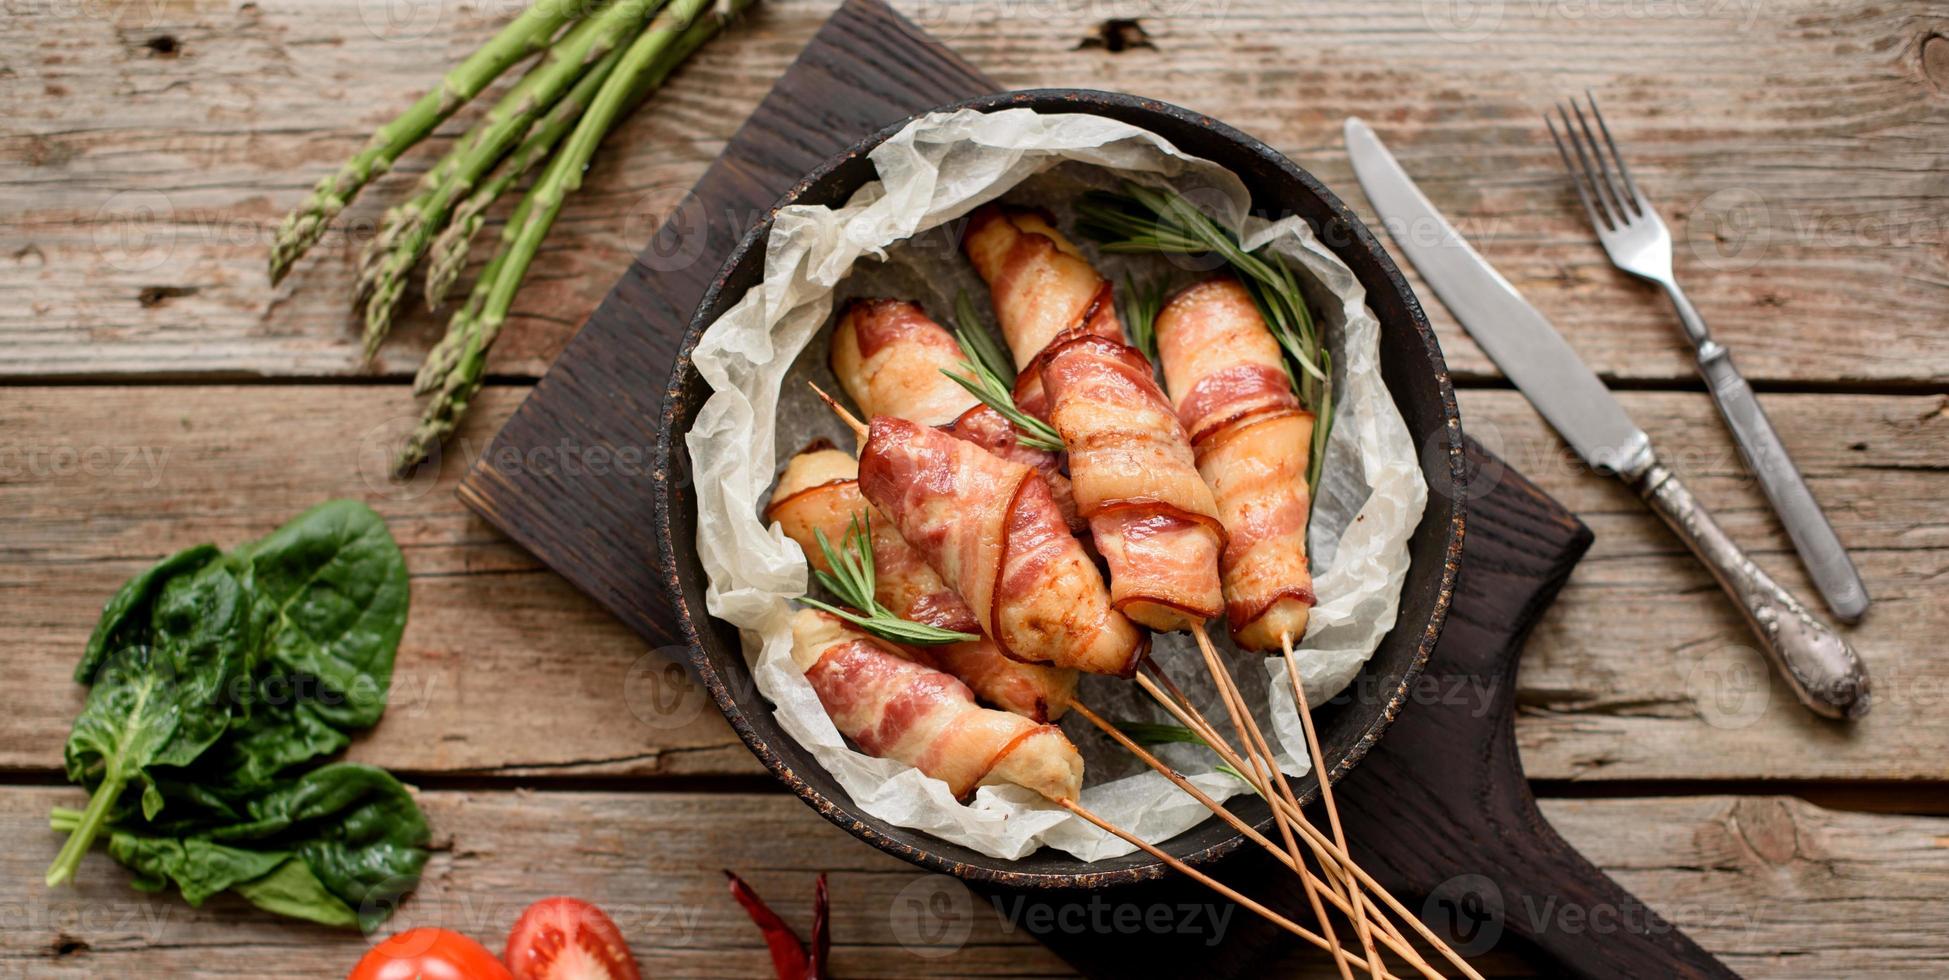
1345 117 1870 720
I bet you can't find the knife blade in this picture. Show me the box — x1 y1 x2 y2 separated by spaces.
1344 117 1869 720
1343 117 1650 474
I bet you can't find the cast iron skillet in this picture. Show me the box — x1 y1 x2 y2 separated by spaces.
652 89 1465 888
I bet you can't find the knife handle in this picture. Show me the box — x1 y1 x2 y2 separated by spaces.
1697 340 1870 622
1633 459 1870 720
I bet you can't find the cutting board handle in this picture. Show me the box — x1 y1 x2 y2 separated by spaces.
1337 439 1738 979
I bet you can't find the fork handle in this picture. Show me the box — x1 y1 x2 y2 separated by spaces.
1632 457 1870 719
1691 334 1871 622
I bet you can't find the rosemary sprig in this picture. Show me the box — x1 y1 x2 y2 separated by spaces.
943 291 1065 453
1077 183 1335 495
953 290 1017 387
1114 721 1259 793
800 514 978 646
1121 275 1165 361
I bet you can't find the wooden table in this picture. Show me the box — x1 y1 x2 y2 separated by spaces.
4 1 1946 975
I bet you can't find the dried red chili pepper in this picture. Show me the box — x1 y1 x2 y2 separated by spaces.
808 873 830 980
724 870 832 980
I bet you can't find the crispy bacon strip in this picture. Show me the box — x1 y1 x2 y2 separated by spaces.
766 448 1078 721
857 415 1143 677
830 297 1083 533
1155 278 1317 650
831 298 975 427
962 205 1121 417
963 207 1225 631
1041 332 1228 632
790 609 1084 803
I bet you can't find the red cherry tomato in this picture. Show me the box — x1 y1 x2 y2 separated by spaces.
504 897 642 980
349 927 513 980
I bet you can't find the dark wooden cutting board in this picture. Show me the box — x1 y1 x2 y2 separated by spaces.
458 1 1733 975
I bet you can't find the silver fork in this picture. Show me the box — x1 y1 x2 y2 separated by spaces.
1548 92 1869 622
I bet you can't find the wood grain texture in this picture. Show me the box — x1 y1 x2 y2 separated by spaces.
1331 436 1732 978
456 0 993 652
2 0 1942 384
5 787 1946 978
4 385 1942 781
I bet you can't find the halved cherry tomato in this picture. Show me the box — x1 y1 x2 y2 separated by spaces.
504 897 641 980
349 927 513 980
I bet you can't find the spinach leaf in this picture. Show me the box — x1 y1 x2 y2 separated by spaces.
66 764 428 932
214 763 432 932
106 831 287 906
48 500 426 932
48 551 261 887
230 856 360 928
76 544 222 684
238 499 409 729
50 809 362 928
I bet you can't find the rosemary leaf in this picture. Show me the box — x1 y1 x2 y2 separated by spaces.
1122 276 1164 361
952 290 1017 387
940 303 1065 453
941 369 1065 452
804 517 977 646
1115 721 1209 746
1077 180 1335 500
1112 721 1263 796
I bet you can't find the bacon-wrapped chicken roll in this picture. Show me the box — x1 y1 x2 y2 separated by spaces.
831 298 974 427
767 448 1078 721
1041 332 1228 632
1154 278 1317 650
831 297 1083 533
962 205 1122 417
791 609 1084 803
858 415 1144 677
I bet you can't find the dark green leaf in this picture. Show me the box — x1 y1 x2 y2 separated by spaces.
214 763 430 933
802 518 979 647
49 500 425 930
74 764 427 932
78 544 222 684
51 551 260 886
239 500 409 729
104 831 287 907
231 856 359 928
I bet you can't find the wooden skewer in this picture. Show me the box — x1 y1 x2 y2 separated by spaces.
1136 664 1353 892
809 381 1451 974
1282 630 1386 978
1191 624 1369 980
1139 664 1448 979
811 381 869 441
1069 699 1447 978
1054 797 1402 980
1182 623 1352 980
1275 805 1485 980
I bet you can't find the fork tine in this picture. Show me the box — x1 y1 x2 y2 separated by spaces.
1569 98 1634 222
1554 103 1618 229
1546 111 1609 234
1584 90 1642 214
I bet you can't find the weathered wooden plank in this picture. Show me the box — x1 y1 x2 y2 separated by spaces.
3 0 1942 384
1466 388 1949 781
0 385 760 780
4 788 1945 977
3 385 1942 782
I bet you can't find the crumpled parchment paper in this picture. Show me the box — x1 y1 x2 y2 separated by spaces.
686 107 1427 861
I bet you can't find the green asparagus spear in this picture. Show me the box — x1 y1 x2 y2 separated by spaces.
356 1 666 360
396 0 750 473
422 1 716 311
267 0 582 285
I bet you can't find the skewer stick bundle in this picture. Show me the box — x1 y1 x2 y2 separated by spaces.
804 259 1470 974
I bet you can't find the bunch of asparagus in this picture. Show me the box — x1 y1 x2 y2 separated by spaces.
270 0 753 473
